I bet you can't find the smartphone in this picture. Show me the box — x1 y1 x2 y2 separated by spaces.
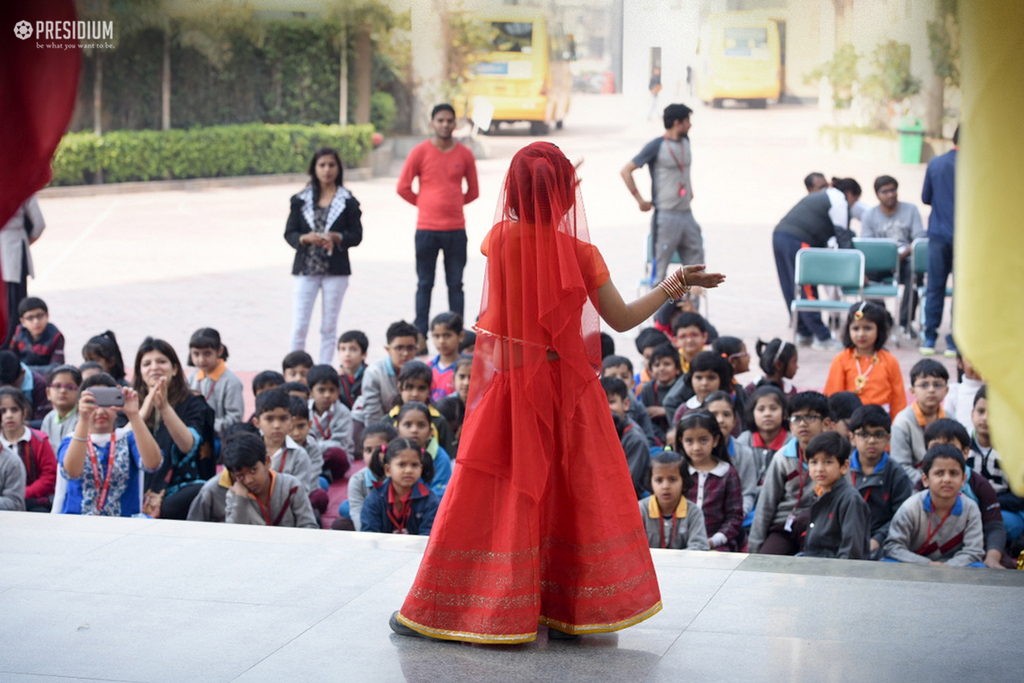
89 386 125 408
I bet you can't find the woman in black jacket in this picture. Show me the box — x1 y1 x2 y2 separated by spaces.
285 147 363 364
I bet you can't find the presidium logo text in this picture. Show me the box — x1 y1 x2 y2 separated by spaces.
14 20 113 41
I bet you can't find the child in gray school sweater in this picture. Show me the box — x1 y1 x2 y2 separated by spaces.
884 444 984 566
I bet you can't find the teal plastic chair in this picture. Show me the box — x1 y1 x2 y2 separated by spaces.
912 238 953 330
791 248 864 340
845 238 901 339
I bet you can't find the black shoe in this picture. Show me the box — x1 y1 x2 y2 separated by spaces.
546 626 581 641
390 611 426 638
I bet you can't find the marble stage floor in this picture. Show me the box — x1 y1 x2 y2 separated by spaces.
0 512 1019 682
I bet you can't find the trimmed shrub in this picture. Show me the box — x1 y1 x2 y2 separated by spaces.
50 123 374 186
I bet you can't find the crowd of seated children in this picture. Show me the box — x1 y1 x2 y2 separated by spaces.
601 377 651 498
354 320 419 427
824 301 907 416
846 405 913 559
891 359 949 483
675 410 743 551
802 431 871 560
186 327 244 438
8 297 64 374
639 450 709 550
360 436 439 536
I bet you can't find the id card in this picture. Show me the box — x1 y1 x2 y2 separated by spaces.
678 184 687 197
784 514 796 533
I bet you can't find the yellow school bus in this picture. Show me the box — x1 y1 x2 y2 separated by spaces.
696 12 781 108
459 9 573 134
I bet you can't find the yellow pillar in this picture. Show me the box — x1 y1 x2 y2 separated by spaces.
956 2 1024 494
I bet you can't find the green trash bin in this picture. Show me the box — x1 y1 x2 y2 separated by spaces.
898 116 925 164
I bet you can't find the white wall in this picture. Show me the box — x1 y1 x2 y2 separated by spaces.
621 0 702 115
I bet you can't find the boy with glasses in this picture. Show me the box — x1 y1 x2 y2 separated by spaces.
353 321 420 428
749 391 833 554
846 405 913 558
891 359 949 484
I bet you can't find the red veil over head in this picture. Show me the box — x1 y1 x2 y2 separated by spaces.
468 142 607 502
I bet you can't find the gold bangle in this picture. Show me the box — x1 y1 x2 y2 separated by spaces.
680 269 690 294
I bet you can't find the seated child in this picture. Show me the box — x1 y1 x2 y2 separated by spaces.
458 329 476 356
254 389 318 498
705 390 757 517
428 312 464 404
736 386 792 516
923 417 1007 569
41 365 81 463
884 444 985 566
221 431 318 528
828 391 862 440
802 431 871 559
944 351 984 430
0 350 50 418
639 343 682 443
247 370 285 425
8 297 64 373
355 320 419 426
289 394 328 514
79 362 104 382
361 436 440 535
388 360 456 457
337 330 369 410
824 302 907 415
0 439 25 510
639 450 709 550
281 382 310 401
712 336 751 399
891 359 949 483
602 355 657 447
675 410 743 551
633 327 672 397
662 312 713 417
334 422 398 531
847 405 913 558
0 387 55 511
307 364 355 480
57 374 162 516
746 339 798 398
393 401 451 498
601 377 651 498
282 350 314 386
81 331 128 386
435 356 472 457
187 426 258 524
969 386 1023 548
749 391 832 555
187 328 244 437
672 351 742 435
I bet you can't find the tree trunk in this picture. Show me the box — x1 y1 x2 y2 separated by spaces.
162 28 171 130
354 27 372 125
339 19 348 127
93 52 103 136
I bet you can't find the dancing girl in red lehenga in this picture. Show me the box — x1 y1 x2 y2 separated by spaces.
391 142 725 644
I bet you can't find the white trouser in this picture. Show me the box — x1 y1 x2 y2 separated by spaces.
291 274 350 364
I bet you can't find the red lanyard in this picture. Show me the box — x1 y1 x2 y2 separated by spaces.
387 491 413 533
314 410 332 440
663 135 686 174
202 378 217 402
851 471 873 502
86 433 117 514
795 447 807 504
255 493 274 526
658 512 680 549
923 505 954 549
276 448 289 473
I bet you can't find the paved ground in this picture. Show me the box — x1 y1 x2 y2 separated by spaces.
0 513 1019 683
33 94 957 395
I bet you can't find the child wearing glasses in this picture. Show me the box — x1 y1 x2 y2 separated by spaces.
354 321 419 428
748 391 832 555
8 297 65 374
846 405 913 559
891 359 949 484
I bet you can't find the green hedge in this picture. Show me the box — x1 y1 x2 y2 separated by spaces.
50 123 375 186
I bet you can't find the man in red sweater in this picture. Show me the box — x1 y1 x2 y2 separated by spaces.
397 104 479 349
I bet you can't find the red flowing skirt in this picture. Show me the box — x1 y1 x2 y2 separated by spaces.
397 363 662 643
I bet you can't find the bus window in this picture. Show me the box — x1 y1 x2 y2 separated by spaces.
489 22 533 54
723 27 768 57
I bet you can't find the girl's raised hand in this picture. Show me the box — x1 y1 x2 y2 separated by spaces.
151 376 168 411
121 387 141 417
78 390 98 419
682 264 726 290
